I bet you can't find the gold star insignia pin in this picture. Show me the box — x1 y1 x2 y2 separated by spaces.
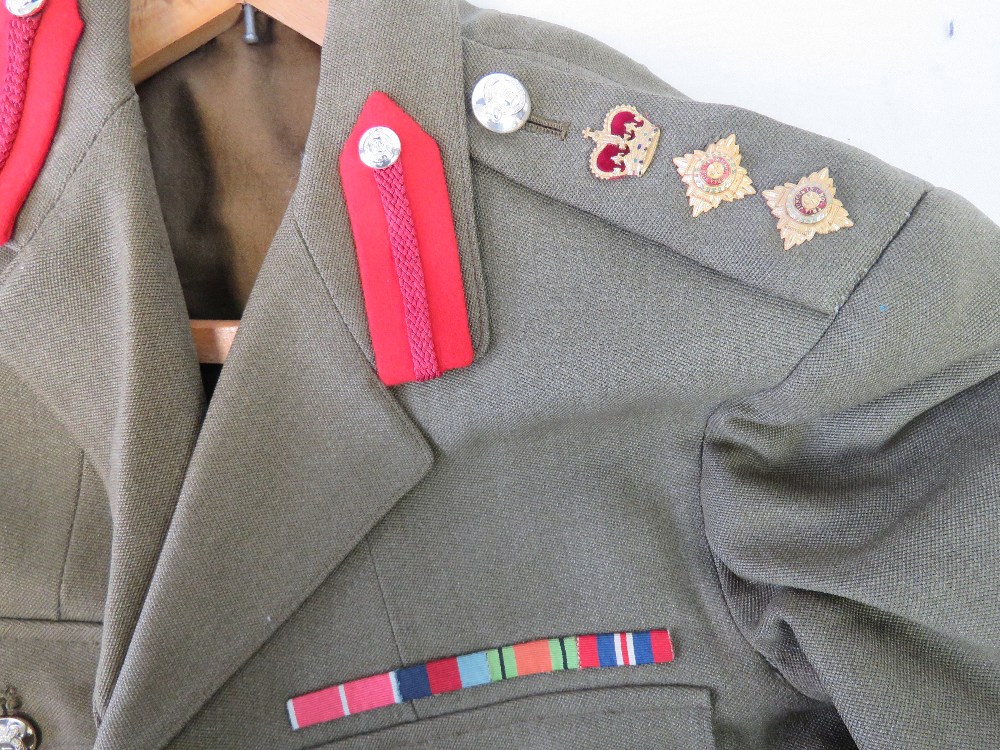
672 134 755 217
762 168 853 250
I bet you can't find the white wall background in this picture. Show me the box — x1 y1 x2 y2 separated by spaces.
471 0 1000 224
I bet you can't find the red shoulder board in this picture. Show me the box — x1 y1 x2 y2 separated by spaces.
339 92 474 386
0 0 83 244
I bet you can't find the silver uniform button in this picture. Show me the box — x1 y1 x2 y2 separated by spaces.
0 715 38 750
5 0 45 17
471 73 531 134
358 126 401 170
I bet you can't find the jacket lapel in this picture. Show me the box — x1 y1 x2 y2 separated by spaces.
94 1 483 747
94 217 434 750
0 0 207 725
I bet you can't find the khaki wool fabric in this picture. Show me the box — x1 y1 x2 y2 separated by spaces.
0 0 997 748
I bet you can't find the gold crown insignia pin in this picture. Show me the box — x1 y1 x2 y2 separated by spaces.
583 105 660 180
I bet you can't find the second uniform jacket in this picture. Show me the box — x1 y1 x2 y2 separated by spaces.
1 0 998 748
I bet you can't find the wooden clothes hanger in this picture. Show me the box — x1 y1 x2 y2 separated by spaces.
129 0 327 364
131 0 327 84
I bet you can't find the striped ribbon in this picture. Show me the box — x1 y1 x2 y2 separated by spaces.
287 629 673 731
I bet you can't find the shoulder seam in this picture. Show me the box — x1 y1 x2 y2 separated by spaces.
829 187 932 317
769 186 932 380
694 186 932 696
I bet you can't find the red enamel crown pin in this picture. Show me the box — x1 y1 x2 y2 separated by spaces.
582 105 660 180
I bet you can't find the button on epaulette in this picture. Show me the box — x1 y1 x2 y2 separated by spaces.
471 72 532 133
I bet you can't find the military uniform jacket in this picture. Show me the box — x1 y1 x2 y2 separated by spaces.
1 0 998 748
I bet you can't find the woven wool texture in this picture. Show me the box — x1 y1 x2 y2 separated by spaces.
0 0 997 748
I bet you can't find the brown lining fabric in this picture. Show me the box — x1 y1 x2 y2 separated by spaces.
135 15 320 319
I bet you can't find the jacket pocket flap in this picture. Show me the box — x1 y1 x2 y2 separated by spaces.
319 685 715 749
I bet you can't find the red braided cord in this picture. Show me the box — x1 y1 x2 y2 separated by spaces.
0 12 42 173
372 161 441 381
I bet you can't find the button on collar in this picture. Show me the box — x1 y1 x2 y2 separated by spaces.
358 126 401 169
471 73 531 133
5 0 45 17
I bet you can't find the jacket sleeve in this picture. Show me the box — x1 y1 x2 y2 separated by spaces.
701 187 1000 749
